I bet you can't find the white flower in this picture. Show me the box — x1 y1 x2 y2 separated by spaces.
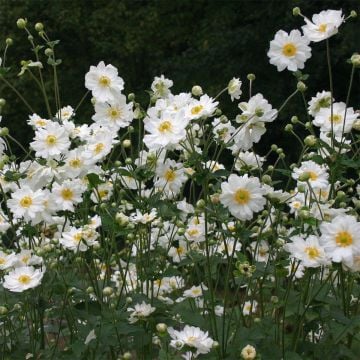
92 95 133 131
241 345 257 360
56 105 75 121
235 151 265 170
319 215 360 267
52 179 86 212
155 159 187 195
0 251 17 270
84 329 96 345
307 91 333 116
220 174 266 221
168 325 214 355
8 186 46 221
284 235 329 268
186 94 218 120
127 301 156 324
60 227 90 252
183 284 207 298
85 61 124 102
292 160 329 189
313 102 358 135
267 29 311 72
212 117 235 143
250 240 269 263
302 10 344 42
243 300 258 316
27 113 49 128
3 266 44 292
151 75 173 98
144 110 188 150
30 122 71 159
228 77 242 101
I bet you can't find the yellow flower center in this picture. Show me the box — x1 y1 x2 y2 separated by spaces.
36 119 47 126
94 143 104 154
308 171 318 181
176 246 184 255
61 188 74 201
191 288 201 296
107 107 122 120
18 275 31 284
282 43 297 57
46 135 57 146
98 190 109 199
187 229 199 237
328 114 342 124
99 75 111 87
73 232 83 243
158 120 172 133
0 258 5 265
21 255 30 264
191 105 204 115
318 23 327 33
234 189 251 205
305 246 320 259
69 158 81 168
164 169 176 182
20 196 33 208
335 231 353 247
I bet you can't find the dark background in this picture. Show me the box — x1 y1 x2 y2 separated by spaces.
0 0 359 160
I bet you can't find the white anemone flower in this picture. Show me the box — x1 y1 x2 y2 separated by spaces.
267 29 312 72
307 91 333 116
220 174 266 221
127 301 156 324
85 61 124 102
319 215 360 267
302 9 344 42
3 266 44 292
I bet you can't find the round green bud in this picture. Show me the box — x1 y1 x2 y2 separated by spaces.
350 10 357 18
220 115 228 124
271 295 279 303
339 202 347 208
114 160 121 167
285 124 293 132
44 48 53 56
122 139 131 148
177 227 186 236
279 153 285 159
261 174 272 185
125 157 132 165
247 73 256 81
350 53 360 68
305 122 312 129
127 233 135 241
126 297 132 304
122 352 132 360
128 93 135 101
128 126 135 133
16 18 27 29
291 116 298 124
0 128 9 136
289 163 297 170
270 144 278 151
299 209 310 219
304 135 317 147
5 38 13 46
196 199 206 209
35 22 44 32
27 35 33 41
212 341 219 349
297 81 307 92
0 98 6 107
156 323 167 333
13 303 22 311
191 85 203 96
103 287 113 296
298 172 311 182
276 148 283 154
0 306 8 315
293 7 301 16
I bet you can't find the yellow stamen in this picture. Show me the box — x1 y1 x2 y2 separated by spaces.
191 105 204 115
46 135 57 146
99 75 111 87
282 43 297 57
18 275 31 284
335 231 353 247
158 120 172 133
61 188 74 201
20 196 33 208
234 189 251 205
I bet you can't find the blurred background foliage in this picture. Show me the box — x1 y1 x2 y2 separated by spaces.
0 0 359 161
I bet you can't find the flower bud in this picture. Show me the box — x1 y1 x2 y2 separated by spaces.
292 7 301 16
352 119 360 131
0 128 9 136
191 85 203 96
270 144 278 151
126 297 132 304
122 352 132 360
16 18 27 29
156 323 167 333
125 157 132 165
0 306 8 315
350 10 357 18
261 174 272 185
247 73 256 81
122 139 131 148
285 124 293 132
35 22 44 32
298 172 311 182
350 53 360 68
127 93 135 101
297 81 307 92
5 38 13 46
86 286 94 294
103 287 113 296
241 344 257 360
291 115 298 124
304 135 317 146
44 48 53 57
0 98 6 107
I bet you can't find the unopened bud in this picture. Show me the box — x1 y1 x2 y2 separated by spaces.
0 128 9 136
285 124 293 132
247 73 256 81
350 53 360 68
128 93 135 101
350 10 357 18
5 38 13 46
293 7 301 16
156 323 167 333
122 139 131 148
16 18 27 29
44 48 53 57
0 306 8 315
191 85 203 96
103 287 113 296
291 116 298 124
34 22 44 32
304 135 317 146
298 172 310 182
297 81 307 92
0 98 6 107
